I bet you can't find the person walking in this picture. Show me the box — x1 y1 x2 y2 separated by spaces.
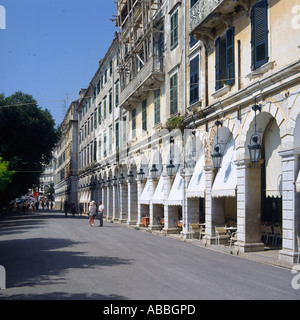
89 201 96 226
98 201 104 227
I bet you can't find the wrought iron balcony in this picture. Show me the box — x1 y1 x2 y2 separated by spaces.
119 55 164 110
190 0 248 34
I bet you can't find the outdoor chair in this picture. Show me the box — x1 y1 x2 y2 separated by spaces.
200 226 206 240
156 216 164 231
273 226 282 245
189 223 200 239
215 226 230 245
173 219 181 234
229 231 238 249
264 225 275 244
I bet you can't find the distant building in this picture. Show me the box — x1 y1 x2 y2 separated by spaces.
53 99 79 211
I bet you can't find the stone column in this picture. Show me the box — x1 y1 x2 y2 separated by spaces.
279 149 300 263
112 183 119 222
136 179 143 226
127 181 137 225
182 173 192 239
236 159 264 252
119 183 128 223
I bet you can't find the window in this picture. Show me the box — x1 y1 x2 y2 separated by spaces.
109 89 112 114
132 108 136 139
170 9 178 50
142 99 147 132
109 126 112 154
170 72 178 115
115 81 119 107
94 109 97 129
103 133 107 157
251 0 268 70
98 103 102 125
154 88 160 125
215 26 235 91
94 140 97 162
103 97 107 118
110 60 113 76
190 55 199 105
115 122 119 150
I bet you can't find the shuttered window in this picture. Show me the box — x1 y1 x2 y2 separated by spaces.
190 55 199 105
226 27 235 86
251 0 268 70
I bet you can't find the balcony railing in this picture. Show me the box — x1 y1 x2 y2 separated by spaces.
190 0 224 32
119 55 164 108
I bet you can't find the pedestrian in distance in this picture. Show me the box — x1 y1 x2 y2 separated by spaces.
98 201 104 227
89 201 96 226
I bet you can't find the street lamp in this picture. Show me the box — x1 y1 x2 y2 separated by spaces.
112 176 118 186
127 170 134 184
185 154 195 175
211 119 223 170
166 160 175 177
119 173 125 185
150 164 158 180
167 136 176 177
248 102 262 164
137 167 145 182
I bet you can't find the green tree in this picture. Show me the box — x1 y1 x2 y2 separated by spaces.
0 91 60 201
0 158 15 192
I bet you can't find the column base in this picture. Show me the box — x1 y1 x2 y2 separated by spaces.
238 242 265 253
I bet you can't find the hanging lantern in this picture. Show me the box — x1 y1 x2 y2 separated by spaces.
211 119 223 170
137 167 145 182
211 144 223 170
119 173 125 185
150 164 158 180
248 134 261 163
166 160 175 177
185 154 195 175
127 170 134 184
248 101 262 164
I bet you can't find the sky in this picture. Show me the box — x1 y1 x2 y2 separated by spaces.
0 0 117 125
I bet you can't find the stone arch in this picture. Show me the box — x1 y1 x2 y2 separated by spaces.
206 116 240 166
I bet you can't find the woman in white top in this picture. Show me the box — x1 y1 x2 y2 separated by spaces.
89 201 97 226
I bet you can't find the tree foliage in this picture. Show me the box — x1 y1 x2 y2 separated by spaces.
0 91 60 201
0 158 15 192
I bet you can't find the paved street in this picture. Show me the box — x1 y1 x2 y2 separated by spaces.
0 211 299 300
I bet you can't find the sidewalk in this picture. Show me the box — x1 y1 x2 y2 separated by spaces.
134 225 298 270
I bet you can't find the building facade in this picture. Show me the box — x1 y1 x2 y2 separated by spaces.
185 0 300 263
54 0 300 263
54 100 79 211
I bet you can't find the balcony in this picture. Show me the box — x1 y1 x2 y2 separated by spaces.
119 55 164 110
190 0 249 37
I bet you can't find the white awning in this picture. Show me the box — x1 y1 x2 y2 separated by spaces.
186 152 205 198
296 170 300 193
211 136 237 198
265 121 282 198
140 179 151 204
166 168 183 206
151 175 165 204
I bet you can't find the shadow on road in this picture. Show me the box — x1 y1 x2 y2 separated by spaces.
0 212 132 300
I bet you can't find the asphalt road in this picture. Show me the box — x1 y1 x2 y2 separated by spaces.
0 211 299 300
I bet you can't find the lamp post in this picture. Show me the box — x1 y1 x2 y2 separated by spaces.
127 170 134 184
167 136 176 176
211 119 223 170
166 160 175 177
119 173 125 185
150 164 158 180
248 102 262 164
137 167 145 182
